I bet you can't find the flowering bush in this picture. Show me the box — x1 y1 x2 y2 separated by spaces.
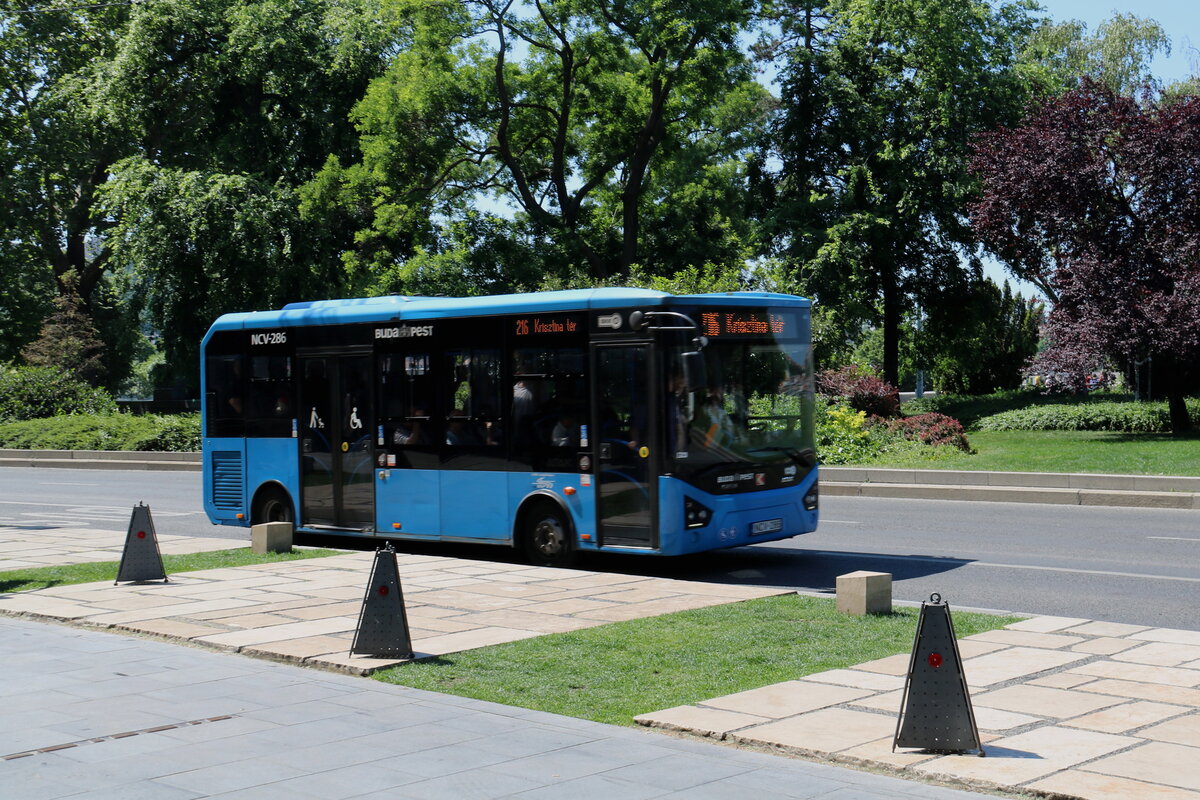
877 413 972 452
816 365 901 418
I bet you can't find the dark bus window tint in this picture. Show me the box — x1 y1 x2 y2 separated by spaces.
205 354 245 437
445 349 502 447
513 347 587 470
246 355 293 437
380 354 435 448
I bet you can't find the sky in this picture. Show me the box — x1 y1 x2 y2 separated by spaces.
986 1 1198 297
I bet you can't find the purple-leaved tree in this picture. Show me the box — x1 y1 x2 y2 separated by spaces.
970 79 1200 434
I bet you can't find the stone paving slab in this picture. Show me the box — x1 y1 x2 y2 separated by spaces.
0 549 789 675
0 524 237 569
635 618 1200 800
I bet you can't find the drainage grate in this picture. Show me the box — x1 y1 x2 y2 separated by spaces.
2 715 237 760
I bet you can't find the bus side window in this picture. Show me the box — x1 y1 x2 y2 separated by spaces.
380 353 436 450
246 355 292 437
446 349 502 447
205 354 244 437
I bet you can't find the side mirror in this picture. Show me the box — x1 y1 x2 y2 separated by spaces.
682 351 707 393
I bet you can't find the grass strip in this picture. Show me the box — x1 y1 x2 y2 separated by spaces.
0 547 344 594
374 593 1018 726
866 429 1200 475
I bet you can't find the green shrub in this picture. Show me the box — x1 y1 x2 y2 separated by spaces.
0 365 116 421
0 413 200 451
974 400 1200 434
876 413 972 452
815 400 878 464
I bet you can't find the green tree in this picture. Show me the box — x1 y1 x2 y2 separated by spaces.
306 0 769 293
917 279 1044 394
767 0 1038 387
1 0 403 388
0 0 132 358
1023 13 1171 97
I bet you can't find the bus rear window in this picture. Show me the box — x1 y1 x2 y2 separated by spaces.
204 354 244 437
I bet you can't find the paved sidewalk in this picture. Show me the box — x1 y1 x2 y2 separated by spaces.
0 548 787 675
1 616 995 800
638 615 1200 799
0 524 234 571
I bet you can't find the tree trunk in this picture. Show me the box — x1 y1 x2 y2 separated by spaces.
881 257 901 388
1168 391 1191 435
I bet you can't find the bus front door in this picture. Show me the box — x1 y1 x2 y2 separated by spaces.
299 354 374 529
592 344 656 549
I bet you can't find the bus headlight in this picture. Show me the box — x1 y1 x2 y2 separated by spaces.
684 497 712 529
803 484 819 511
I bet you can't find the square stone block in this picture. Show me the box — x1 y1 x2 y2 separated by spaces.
836 570 891 615
251 522 293 554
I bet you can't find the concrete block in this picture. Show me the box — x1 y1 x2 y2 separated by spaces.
251 521 293 554
837 571 892 615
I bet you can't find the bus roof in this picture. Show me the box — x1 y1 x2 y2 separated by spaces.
207 288 810 332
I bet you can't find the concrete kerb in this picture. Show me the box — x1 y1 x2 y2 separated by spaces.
4 449 1200 508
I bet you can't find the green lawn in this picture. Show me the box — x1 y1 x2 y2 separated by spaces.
0 547 344 594
374 594 1017 725
868 430 1200 476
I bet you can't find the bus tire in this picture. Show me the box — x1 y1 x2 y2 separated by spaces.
252 485 295 526
521 500 577 568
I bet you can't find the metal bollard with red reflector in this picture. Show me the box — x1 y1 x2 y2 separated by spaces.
893 593 984 756
349 542 414 660
114 503 167 585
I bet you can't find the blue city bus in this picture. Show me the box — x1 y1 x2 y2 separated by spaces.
201 288 819 565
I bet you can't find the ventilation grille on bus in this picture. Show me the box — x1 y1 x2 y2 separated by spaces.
211 451 244 510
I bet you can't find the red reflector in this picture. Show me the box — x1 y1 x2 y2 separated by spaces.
137 531 146 539
928 652 943 668
378 586 389 597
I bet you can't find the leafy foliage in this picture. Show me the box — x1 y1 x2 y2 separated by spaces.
972 80 1200 433
917 279 1044 395
816 365 900 418
307 0 769 293
974 401 1200 434
767 0 1038 385
0 366 117 422
0 412 199 451
877 413 971 452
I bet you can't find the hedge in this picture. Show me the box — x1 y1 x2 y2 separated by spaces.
0 413 200 451
973 400 1200 433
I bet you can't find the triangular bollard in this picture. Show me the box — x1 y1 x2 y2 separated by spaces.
893 593 984 756
350 543 414 659
115 503 168 585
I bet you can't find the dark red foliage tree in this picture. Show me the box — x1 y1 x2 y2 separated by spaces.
970 80 1200 433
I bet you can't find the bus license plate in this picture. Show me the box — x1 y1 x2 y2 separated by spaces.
751 518 783 535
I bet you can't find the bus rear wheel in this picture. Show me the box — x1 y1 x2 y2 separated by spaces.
252 486 294 525
522 502 577 568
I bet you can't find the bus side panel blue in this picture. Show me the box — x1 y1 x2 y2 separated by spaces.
376 469 439 535
656 471 819 556
246 438 300 515
506 473 596 546
203 438 246 525
441 472 508 540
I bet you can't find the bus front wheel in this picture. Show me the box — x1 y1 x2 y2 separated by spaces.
521 502 577 568
252 486 295 526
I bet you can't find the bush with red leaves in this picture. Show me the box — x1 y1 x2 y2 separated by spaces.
879 413 971 452
816 365 901 418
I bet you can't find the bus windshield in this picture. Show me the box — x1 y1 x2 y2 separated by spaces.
666 318 814 483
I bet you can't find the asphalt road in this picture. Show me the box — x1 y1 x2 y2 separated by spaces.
3 467 1199 629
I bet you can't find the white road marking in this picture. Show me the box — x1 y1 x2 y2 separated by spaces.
37 482 99 486
1148 537 1200 542
808 550 1200 584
